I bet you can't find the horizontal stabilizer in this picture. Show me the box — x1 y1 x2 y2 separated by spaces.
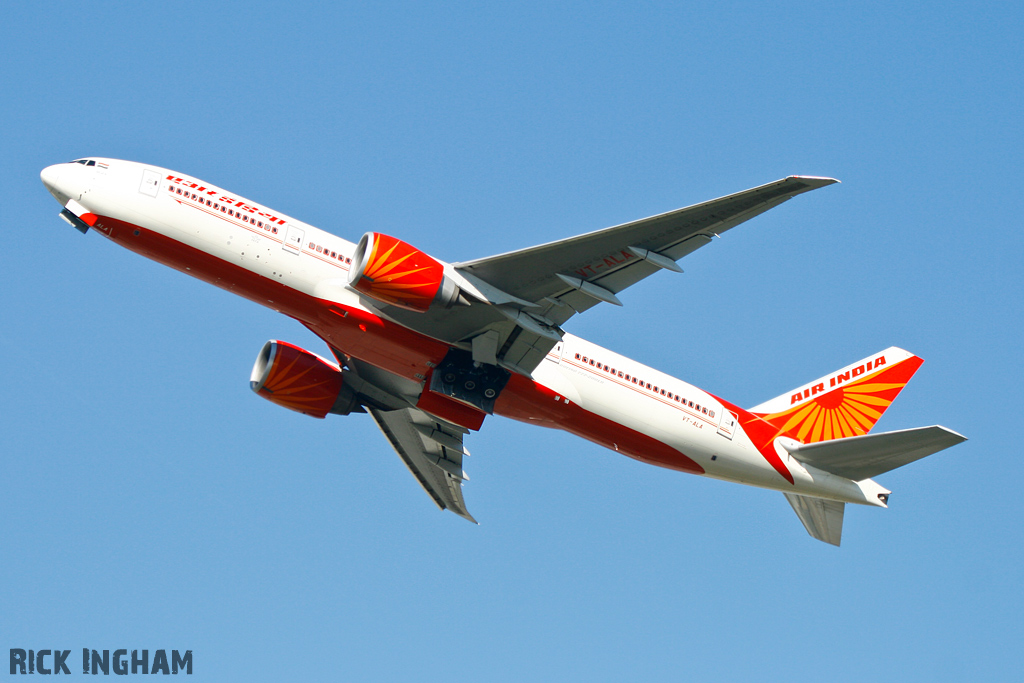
783 425 966 481
785 493 845 546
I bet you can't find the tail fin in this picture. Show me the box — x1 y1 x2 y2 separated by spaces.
749 347 923 444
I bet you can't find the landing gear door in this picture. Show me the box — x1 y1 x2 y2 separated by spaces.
283 224 304 254
717 410 738 440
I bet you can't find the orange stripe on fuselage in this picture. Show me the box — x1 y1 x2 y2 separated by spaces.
494 373 705 475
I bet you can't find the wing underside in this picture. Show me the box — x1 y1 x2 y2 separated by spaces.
369 407 477 523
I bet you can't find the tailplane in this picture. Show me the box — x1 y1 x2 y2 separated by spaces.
785 494 845 546
753 348 968 546
750 347 923 444
781 426 966 545
781 425 967 481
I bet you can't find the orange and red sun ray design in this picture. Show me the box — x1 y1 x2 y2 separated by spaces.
354 234 445 311
754 356 924 444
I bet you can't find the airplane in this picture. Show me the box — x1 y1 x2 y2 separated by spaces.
40 158 966 545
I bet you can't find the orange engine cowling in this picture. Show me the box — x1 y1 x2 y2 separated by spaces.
348 232 459 312
249 340 360 418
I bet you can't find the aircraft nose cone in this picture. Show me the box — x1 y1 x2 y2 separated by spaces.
40 163 71 205
40 164 63 193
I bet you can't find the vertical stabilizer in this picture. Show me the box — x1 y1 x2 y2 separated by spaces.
749 347 923 444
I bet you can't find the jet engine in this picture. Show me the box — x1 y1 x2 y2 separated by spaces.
348 232 460 312
249 340 360 418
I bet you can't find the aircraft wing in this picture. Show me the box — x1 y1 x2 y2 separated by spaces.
360 176 837 377
455 175 838 321
368 407 477 523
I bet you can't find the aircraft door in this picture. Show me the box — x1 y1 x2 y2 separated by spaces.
283 225 304 254
717 410 738 440
139 168 161 197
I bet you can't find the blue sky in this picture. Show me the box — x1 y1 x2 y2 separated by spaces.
2 2 1021 680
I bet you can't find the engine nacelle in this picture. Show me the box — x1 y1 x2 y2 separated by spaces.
348 232 459 312
249 340 360 418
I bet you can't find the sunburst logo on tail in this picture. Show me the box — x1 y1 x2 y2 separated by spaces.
753 353 924 444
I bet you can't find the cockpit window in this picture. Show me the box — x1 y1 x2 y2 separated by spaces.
69 159 96 166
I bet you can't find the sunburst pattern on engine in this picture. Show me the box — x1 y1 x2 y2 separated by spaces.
348 232 447 312
249 340 351 418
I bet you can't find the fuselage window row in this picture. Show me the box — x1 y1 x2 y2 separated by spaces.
168 184 279 234
574 352 714 418
308 242 352 264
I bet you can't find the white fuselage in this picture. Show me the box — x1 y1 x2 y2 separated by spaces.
41 158 887 508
